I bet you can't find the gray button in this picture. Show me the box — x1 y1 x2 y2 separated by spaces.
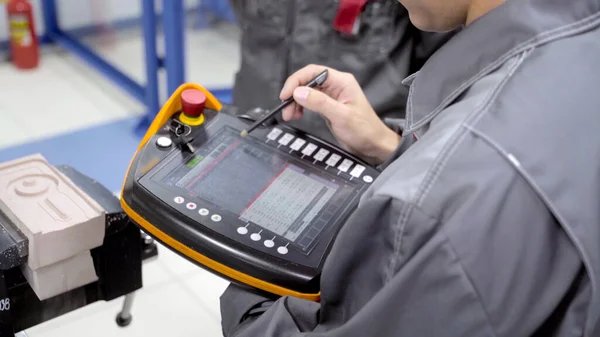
277 246 289 255
237 227 248 235
251 233 261 241
264 239 275 248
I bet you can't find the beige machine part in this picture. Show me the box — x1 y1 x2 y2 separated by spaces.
0 154 106 300
0 154 105 270
21 251 99 301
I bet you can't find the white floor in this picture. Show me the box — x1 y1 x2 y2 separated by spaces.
0 23 240 336
27 244 230 337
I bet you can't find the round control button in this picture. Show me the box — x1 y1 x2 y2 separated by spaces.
237 227 248 235
186 202 197 210
181 89 206 118
156 136 172 148
198 208 209 216
277 246 289 255
250 233 261 241
211 214 222 222
363 175 374 183
174 196 185 204
264 240 275 248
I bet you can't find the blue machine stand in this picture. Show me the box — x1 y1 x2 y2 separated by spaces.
40 0 187 132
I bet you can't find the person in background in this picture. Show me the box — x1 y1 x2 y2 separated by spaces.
227 0 455 145
220 0 600 336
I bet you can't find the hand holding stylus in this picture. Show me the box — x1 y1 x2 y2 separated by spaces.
240 69 329 137
280 65 401 165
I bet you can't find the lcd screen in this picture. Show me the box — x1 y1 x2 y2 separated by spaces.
160 127 352 249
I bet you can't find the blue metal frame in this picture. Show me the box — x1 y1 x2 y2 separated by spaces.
41 0 164 118
38 0 198 131
41 0 59 40
51 32 147 102
35 0 234 131
163 0 186 96
142 0 160 124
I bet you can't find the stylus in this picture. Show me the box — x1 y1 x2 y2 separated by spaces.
240 69 329 137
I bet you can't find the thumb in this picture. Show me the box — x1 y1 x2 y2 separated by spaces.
293 87 345 121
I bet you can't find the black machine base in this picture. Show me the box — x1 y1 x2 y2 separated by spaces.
0 166 157 336
116 314 133 327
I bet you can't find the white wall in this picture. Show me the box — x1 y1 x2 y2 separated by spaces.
0 0 200 42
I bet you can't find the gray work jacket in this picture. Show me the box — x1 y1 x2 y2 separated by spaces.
221 0 600 336
228 0 453 144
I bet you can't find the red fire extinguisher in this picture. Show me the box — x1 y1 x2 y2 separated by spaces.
6 0 39 69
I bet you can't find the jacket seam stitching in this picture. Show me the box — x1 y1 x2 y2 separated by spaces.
386 50 529 280
385 200 413 281
416 50 530 206
407 74 416 127
406 11 600 132
440 230 500 337
388 85 493 281
463 123 596 336
384 199 440 282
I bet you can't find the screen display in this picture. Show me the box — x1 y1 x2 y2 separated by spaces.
158 127 353 249
238 165 338 242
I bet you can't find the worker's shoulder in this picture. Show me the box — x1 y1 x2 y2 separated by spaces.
430 27 600 211
463 23 600 238
371 26 600 220
468 23 600 195
371 30 599 217
488 23 600 129
501 24 600 108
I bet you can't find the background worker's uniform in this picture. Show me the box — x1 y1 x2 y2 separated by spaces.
220 0 600 336
227 0 453 145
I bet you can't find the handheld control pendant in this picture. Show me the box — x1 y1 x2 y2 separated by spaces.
121 84 379 301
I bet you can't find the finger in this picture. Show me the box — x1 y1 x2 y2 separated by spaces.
282 104 295 121
292 86 346 122
280 64 334 100
282 103 303 121
293 103 304 120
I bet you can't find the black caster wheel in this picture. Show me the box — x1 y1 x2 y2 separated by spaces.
116 314 132 327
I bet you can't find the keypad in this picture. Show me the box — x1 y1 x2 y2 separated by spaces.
290 138 306 151
314 149 330 161
338 159 353 172
326 154 342 167
263 127 369 180
350 165 366 178
278 133 295 146
302 143 318 156
267 128 283 140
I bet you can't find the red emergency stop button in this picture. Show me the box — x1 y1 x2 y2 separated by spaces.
179 89 206 125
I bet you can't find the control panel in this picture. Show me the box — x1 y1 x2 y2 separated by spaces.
121 84 380 300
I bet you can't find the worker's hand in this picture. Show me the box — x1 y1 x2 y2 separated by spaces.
280 65 401 165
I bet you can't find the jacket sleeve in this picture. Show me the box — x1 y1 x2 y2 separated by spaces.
218 198 499 337
220 284 320 337
219 157 586 337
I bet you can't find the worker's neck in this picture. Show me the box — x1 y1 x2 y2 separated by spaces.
465 0 505 26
